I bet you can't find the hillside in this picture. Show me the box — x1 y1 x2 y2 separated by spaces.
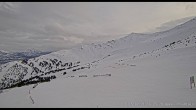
0 17 196 107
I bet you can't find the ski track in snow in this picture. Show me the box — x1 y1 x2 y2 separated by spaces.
28 84 38 104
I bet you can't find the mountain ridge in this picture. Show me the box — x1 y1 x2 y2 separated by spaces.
0 17 196 90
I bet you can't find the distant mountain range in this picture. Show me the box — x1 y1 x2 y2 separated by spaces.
0 50 52 65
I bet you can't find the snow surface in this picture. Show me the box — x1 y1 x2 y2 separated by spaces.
0 18 196 108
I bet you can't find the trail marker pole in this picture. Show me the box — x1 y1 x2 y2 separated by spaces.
190 76 195 89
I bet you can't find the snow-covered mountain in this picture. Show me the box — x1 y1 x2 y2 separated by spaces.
0 50 52 65
0 50 9 54
1 17 196 107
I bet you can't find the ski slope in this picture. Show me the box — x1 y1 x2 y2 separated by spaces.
1 18 196 108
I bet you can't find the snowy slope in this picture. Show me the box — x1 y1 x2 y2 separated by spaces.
1 17 196 107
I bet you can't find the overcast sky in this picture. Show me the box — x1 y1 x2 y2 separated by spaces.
0 2 196 52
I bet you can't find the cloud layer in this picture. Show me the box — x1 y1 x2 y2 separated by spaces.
0 2 196 52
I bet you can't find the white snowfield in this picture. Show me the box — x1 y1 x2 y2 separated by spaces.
1 18 196 108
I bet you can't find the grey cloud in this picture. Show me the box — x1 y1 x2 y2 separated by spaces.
0 2 21 13
152 16 195 33
1 2 196 52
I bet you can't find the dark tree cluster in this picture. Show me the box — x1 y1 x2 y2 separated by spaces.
33 67 43 74
0 64 28 90
93 74 111 77
63 72 67 75
79 75 87 77
0 57 81 90
21 59 28 64
5 75 56 89
44 68 66 75
72 66 90 72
